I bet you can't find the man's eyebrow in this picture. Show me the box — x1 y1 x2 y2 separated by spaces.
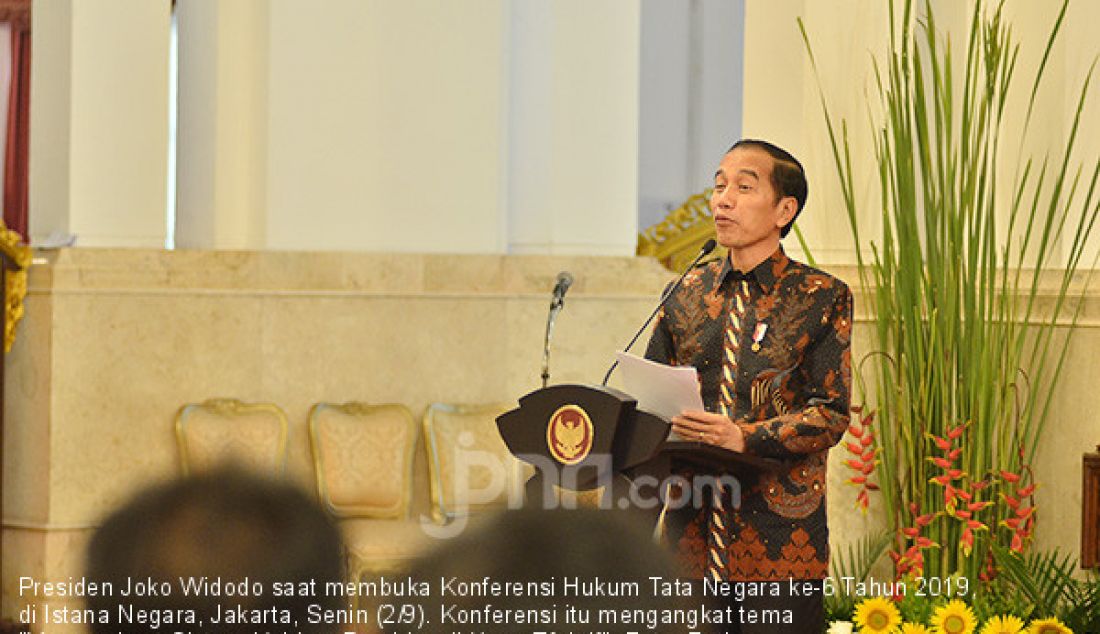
715 168 760 180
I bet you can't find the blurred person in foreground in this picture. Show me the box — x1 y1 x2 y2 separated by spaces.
86 468 345 634
386 507 718 634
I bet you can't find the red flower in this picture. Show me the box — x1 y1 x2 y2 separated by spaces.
915 512 936 527
1010 532 1024 552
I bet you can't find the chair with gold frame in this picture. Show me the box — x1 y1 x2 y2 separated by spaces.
174 398 289 476
423 402 529 524
308 401 426 580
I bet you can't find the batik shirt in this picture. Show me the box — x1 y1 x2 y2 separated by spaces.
644 246 852 581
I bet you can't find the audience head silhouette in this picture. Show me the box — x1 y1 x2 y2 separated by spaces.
86 468 344 634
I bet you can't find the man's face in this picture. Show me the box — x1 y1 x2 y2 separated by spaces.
710 146 796 251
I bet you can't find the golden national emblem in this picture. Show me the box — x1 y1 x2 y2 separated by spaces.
546 404 594 465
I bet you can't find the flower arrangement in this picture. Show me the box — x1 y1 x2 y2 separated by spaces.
842 416 1038 580
800 0 1100 582
832 597 1073 634
854 596 902 632
799 1 1100 630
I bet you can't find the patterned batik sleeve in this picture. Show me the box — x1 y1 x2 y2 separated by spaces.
643 280 679 365
643 305 675 365
735 282 853 460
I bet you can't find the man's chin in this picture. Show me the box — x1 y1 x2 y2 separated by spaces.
714 233 740 250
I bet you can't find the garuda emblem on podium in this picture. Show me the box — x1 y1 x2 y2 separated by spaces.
546 404 594 465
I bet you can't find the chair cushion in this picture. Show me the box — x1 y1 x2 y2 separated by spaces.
310 403 416 518
423 403 530 522
176 399 287 475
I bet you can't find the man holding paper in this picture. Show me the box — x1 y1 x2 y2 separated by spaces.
644 139 852 632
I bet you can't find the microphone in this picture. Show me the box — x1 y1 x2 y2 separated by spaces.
550 271 574 309
541 271 575 388
601 238 717 386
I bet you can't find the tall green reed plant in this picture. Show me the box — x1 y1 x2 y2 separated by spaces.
801 0 1100 581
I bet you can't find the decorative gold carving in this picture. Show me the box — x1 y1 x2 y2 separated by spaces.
1 219 30 354
637 190 726 273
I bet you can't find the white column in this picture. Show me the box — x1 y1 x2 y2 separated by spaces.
263 0 509 253
742 0 889 265
507 0 641 256
29 0 171 247
638 0 744 231
174 0 269 250
744 0 1100 268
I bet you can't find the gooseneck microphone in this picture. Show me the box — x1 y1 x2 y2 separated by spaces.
550 271 574 309
541 271 575 388
601 239 718 386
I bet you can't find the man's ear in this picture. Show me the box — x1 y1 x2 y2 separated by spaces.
776 197 798 230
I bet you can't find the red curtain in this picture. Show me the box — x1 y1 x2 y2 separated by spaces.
0 0 29 240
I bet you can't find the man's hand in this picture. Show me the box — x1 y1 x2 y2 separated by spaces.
671 410 745 452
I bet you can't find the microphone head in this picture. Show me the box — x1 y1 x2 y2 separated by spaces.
555 271 574 292
700 239 718 255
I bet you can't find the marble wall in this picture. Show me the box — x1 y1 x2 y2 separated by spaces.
2 249 1098 620
1 248 675 619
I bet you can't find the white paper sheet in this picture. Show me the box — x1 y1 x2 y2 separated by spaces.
614 352 705 432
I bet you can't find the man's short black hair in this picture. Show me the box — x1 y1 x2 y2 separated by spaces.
86 469 345 634
729 139 808 237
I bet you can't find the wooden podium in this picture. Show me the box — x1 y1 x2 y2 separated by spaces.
1085 445 1100 568
496 383 781 507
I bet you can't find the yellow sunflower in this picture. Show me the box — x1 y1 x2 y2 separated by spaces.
901 624 935 634
979 615 1025 634
931 599 977 634
854 596 903 633
1026 617 1072 634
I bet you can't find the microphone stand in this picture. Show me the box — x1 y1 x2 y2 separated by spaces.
541 297 563 388
601 239 716 386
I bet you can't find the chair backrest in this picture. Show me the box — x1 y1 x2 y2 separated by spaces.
423 402 527 524
308 402 417 519
174 398 289 476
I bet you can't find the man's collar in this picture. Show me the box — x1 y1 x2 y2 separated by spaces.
718 246 789 294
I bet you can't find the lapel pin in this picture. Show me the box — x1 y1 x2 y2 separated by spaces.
751 322 768 353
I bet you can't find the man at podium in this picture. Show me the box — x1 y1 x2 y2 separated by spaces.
644 139 852 633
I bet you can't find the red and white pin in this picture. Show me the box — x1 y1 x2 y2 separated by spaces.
751 322 768 353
